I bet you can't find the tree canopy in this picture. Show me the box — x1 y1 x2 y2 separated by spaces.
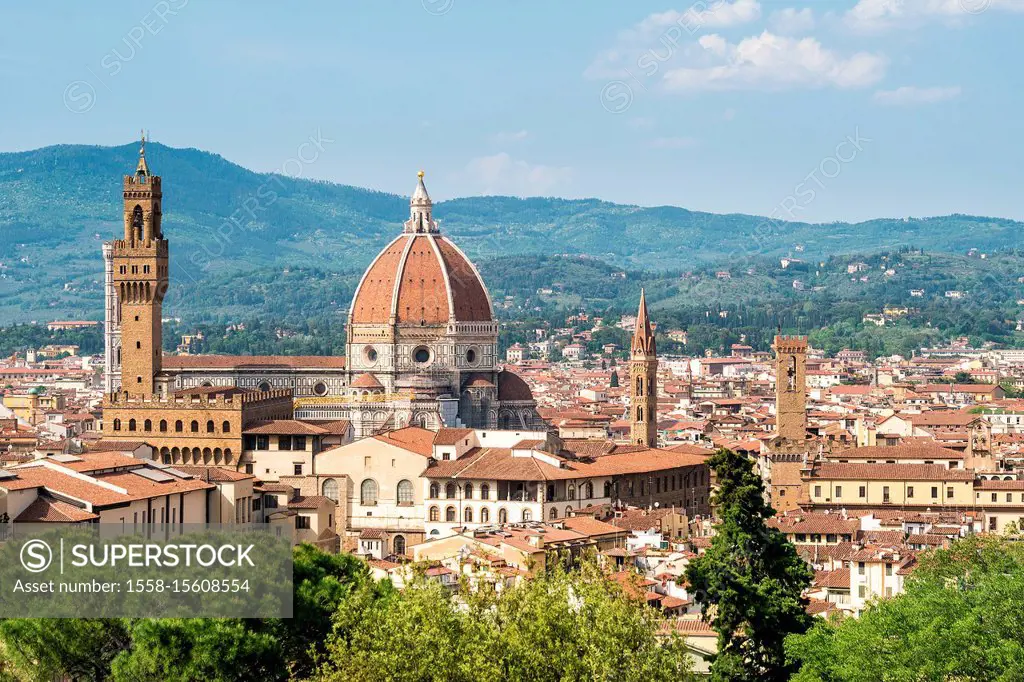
316 562 694 682
786 535 1024 681
685 448 813 681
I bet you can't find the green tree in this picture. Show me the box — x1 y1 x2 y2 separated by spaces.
0 618 130 682
786 535 1024 681
317 563 693 682
685 448 813 681
952 370 973 383
610 369 620 388
263 543 376 678
110 619 283 682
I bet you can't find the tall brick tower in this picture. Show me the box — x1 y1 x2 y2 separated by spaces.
630 289 658 447
111 133 167 396
773 335 807 442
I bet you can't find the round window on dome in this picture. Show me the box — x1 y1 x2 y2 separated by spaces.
313 381 328 396
466 348 477 365
364 346 378 364
257 381 271 392
413 346 431 364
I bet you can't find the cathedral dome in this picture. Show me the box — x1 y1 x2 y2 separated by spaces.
349 173 493 326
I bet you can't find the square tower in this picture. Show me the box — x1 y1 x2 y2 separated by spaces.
773 335 807 442
110 135 168 396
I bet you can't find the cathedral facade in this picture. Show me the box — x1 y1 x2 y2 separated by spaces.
103 141 541 439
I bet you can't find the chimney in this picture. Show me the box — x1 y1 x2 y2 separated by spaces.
527 534 544 549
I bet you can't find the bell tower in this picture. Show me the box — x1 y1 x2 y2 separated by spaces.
630 289 658 447
773 335 807 442
111 132 168 396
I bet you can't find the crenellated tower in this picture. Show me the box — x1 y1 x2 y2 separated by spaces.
773 335 807 442
630 289 658 447
110 133 168 396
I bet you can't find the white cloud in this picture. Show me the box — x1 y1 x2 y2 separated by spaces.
873 85 962 105
769 8 815 34
627 116 656 129
649 136 699 149
584 1 761 80
463 153 572 196
846 0 1024 31
662 31 887 92
492 130 529 143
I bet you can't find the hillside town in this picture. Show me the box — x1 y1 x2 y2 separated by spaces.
1 149 1024 674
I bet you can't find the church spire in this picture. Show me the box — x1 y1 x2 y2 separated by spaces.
630 289 658 447
404 170 438 234
136 129 150 178
631 288 656 355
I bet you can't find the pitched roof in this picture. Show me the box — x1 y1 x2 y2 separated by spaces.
15 497 99 522
373 427 436 457
833 444 964 460
808 462 975 481
244 420 331 435
162 355 346 370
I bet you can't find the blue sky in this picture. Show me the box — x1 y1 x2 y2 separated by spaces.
2 0 1022 222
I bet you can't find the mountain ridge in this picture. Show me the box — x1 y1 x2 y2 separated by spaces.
0 141 1021 324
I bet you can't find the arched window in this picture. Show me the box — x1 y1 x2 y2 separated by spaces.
523 509 532 522
222 421 230 433
464 507 474 523
429 506 440 522
636 376 644 396
565 506 573 517
131 204 144 241
397 479 414 504
143 419 152 432
445 506 456 522
481 507 490 523
636 407 644 422
464 483 474 499
190 420 199 433
322 478 339 502
113 418 121 431
480 484 490 500
584 482 594 499
159 419 167 432
550 507 558 520
128 418 137 432
445 483 457 499
360 479 378 506
429 482 439 499
568 484 576 500
498 508 508 524
393 535 406 556
206 420 215 433
604 481 612 498
175 420 183 432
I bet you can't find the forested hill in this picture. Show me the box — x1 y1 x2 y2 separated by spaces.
0 141 1021 324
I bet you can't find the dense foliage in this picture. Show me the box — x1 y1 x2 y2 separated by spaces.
316 562 693 682
686 448 813 681
0 544 368 682
0 547 687 682
786 535 1024 681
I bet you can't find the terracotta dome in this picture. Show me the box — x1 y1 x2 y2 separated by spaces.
349 173 493 326
497 370 534 402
